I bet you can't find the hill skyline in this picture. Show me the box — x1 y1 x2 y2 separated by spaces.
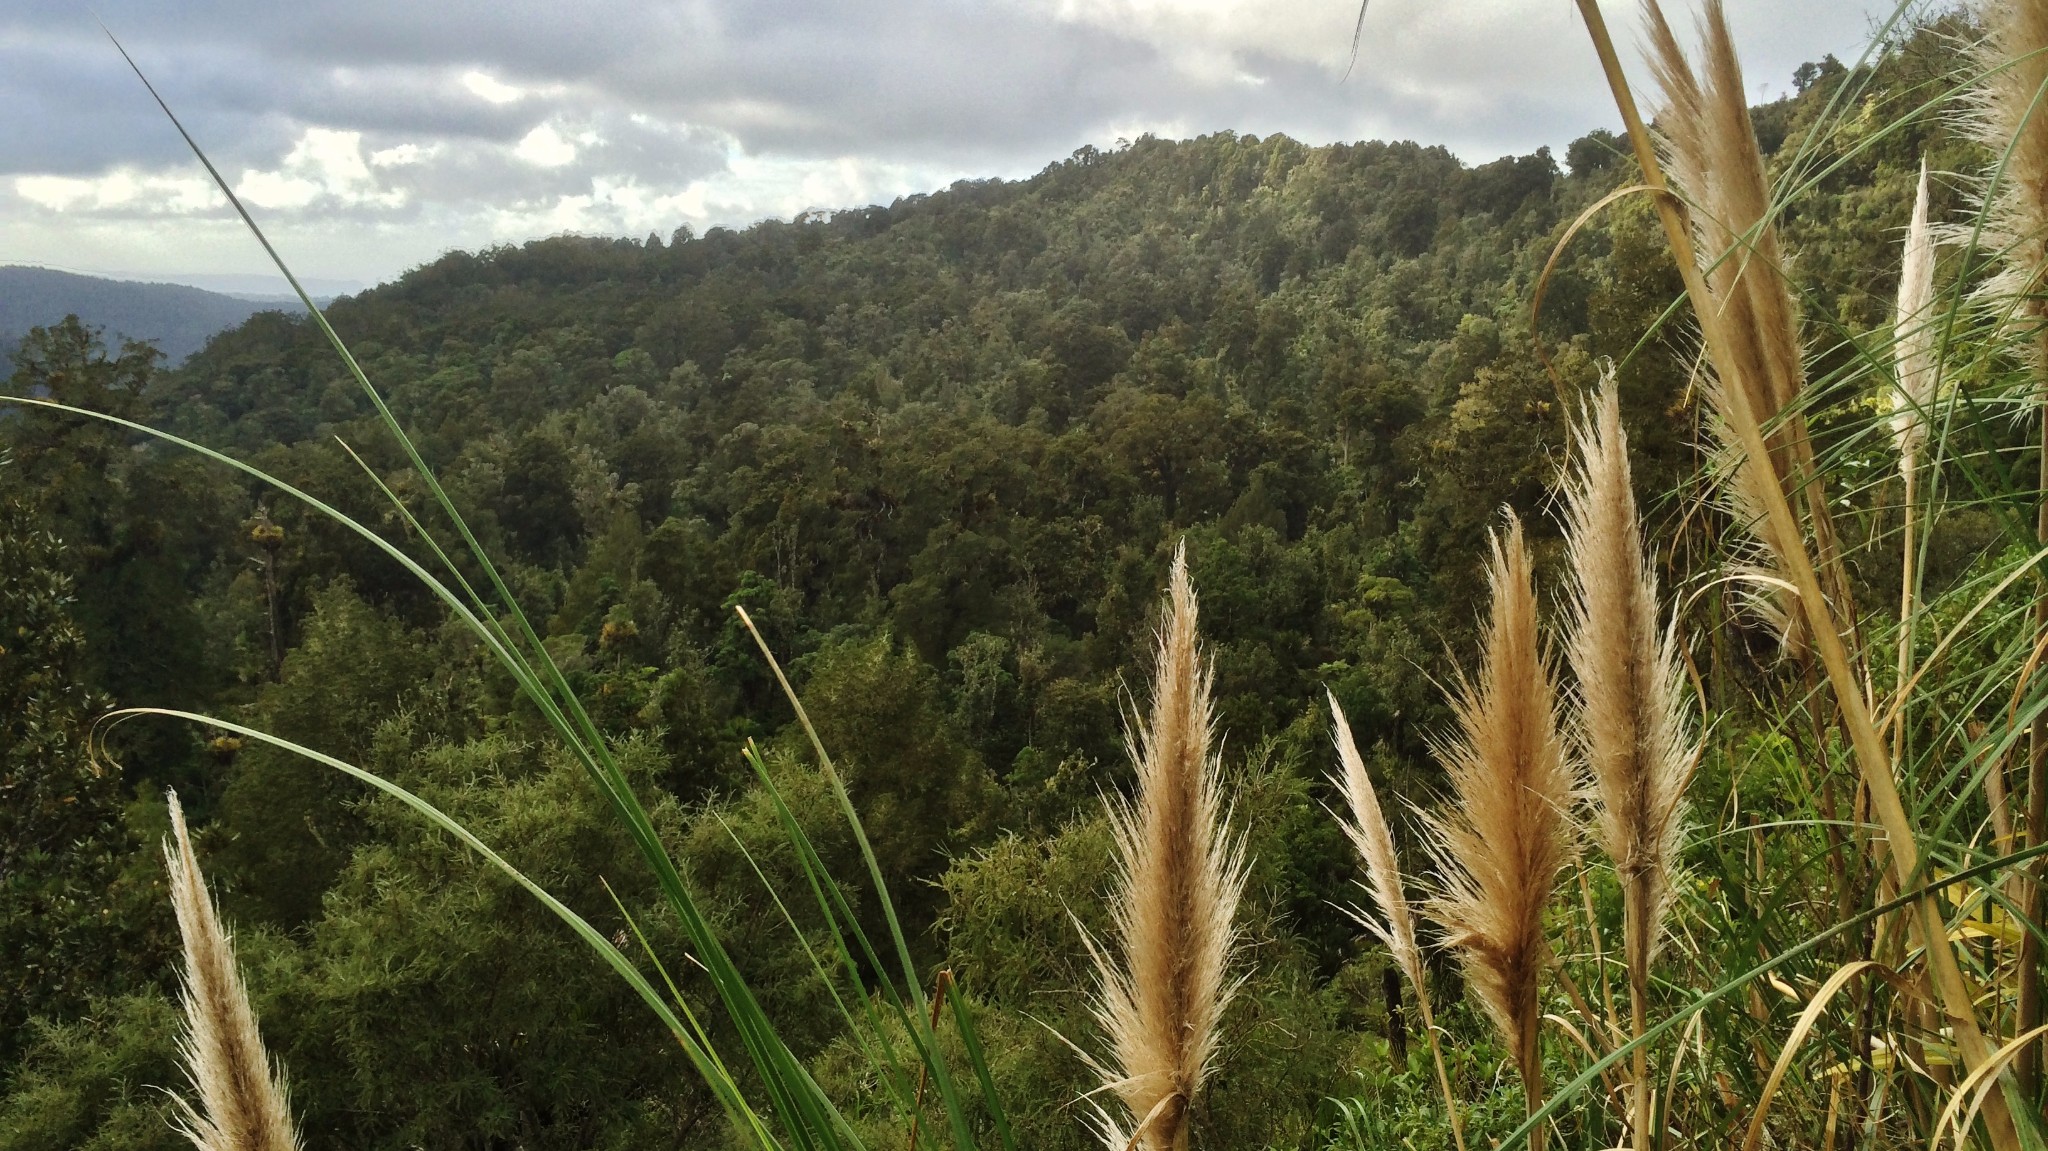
0 265 346 364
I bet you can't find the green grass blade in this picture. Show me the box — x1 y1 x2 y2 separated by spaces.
98 706 777 1147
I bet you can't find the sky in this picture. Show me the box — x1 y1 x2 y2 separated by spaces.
2 0 1895 292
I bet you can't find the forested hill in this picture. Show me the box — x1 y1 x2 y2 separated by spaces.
0 266 302 363
140 123 1675 794
149 49 1929 752
0 35 1952 1151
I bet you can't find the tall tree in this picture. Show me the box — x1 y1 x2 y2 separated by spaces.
0 488 143 1063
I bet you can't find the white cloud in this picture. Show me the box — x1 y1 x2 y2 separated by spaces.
11 128 414 221
462 70 526 104
514 123 579 167
1042 0 1356 76
236 128 407 210
1038 0 1618 130
370 142 433 167
689 148 949 225
15 170 222 214
469 140 955 247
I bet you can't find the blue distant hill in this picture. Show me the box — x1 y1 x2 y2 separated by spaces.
0 266 316 364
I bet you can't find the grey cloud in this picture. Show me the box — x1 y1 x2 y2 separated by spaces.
19 0 1880 167
0 34 198 172
240 68 541 145
372 115 731 210
4 0 1887 283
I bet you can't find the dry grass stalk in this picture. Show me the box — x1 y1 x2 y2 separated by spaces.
1969 0 2048 1098
1887 163 1949 1104
1643 0 1841 650
1563 373 1696 1150
1424 513 1572 1146
163 790 302 1151
1086 543 1246 1151
1328 694 1467 1151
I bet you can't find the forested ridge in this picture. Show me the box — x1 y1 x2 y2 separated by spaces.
0 266 300 365
0 29 1959 1150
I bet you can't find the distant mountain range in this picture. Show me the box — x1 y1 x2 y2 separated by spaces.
0 266 339 364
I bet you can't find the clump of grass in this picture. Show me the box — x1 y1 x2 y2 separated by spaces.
1966 0 2048 1098
1567 1 2033 1144
163 789 302 1151
1422 513 1572 1148
1084 544 1247 1151
1562 372 1696 1151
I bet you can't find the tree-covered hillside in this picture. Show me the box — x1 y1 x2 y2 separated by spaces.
0 27 1964 1150
0 266 305 365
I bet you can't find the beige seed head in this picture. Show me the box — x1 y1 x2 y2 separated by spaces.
1328 692 1423 994
1331 695 1472 1151
1085 543 1247 1151
1563 373 1696 970
164 789 302 1151
1644 0 1818 645
1963 0 2048 321
1893 160 1940 465
1422 513 1573 1102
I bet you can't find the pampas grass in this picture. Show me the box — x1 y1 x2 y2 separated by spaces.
1969 0 2048 1096
164 790 302 1151
1329 694 1467 1151
1580 4 2026 1142
1893 160 1938 768
1644 0 1803 430
1966 0 2048 315
1423 513 1572 1145
1563 373 1696 1151
1643 0 1830 649
1892 161 1940 471
1085 544 1246 1151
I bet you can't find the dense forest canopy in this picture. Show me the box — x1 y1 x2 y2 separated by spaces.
0 23 1972 1150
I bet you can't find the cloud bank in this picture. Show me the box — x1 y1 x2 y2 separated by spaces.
1 0 1890 286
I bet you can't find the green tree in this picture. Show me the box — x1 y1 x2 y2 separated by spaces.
210 582 448 927
0 491 157 1065
2 318 226 787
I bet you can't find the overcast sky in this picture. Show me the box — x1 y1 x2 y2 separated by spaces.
2 0 1895 291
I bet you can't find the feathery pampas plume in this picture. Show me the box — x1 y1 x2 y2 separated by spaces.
1563 372 1696 1151
1892 160 1940 466
1644 0 1829 648
1085 543 1246 1151
1892 162 1938 771
1966 0 2048 318
1330 695 1424 1002
164 790 302 1151
1329 694 1467 1151
1424 512 1572 1140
